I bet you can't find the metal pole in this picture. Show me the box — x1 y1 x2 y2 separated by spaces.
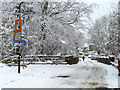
18 2 21 73
22 43 25 69
18 42 20 73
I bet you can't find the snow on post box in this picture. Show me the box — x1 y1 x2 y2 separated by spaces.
14 18 22 42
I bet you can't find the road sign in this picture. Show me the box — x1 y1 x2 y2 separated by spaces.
11 37 26 45
14 18 22 42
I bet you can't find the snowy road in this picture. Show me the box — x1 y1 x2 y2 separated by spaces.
1 58 118 88
52 59 108 88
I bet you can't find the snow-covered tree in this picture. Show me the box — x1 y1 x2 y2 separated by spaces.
24 1 94 55
88 3 118 56
1 1 94 58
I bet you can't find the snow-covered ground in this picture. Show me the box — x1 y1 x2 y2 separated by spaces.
0 57 119 89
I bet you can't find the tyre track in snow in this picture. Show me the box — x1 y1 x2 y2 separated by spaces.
83 59 108 87
60 58 108 88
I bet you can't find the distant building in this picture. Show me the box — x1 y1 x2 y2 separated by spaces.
81 44 99 53
82 43 89 52
82 47 89 52
89 44 97 51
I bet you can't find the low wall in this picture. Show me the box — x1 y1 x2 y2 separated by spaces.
97 58 111 65
67 57 79 65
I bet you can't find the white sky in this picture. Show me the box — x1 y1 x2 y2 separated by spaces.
78 0 119 40
83 0 119 22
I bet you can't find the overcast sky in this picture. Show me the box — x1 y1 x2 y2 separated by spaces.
79 0 119 40
83 0 119 22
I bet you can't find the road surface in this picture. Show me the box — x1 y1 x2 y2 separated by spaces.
57 59 108 88
1 57 118 88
